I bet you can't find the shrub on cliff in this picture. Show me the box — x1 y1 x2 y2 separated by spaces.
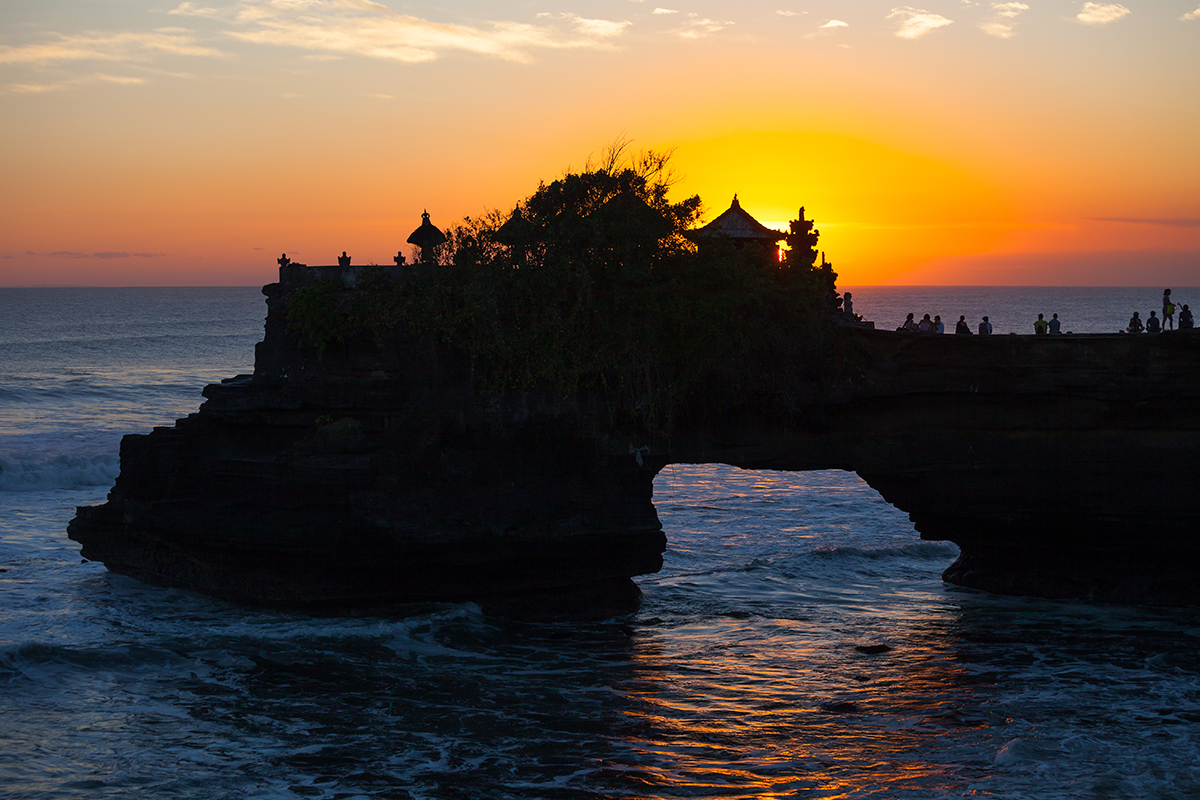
287 145 837 437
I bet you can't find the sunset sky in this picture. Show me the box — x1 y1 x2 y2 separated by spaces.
2 0 1198 286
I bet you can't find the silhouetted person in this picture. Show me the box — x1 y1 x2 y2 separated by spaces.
1128 311 1143 333
901 312 917 332
1048 313 1061 334
918 313 933 333
934 315 944 334
1180 304 1194 329
1034 313 1049 335
1146 310 1161 333
1163 289 1175 330
843 292 854 319
338 251 351 267
955 315 971 335
978 316 992 335
278 253 290 267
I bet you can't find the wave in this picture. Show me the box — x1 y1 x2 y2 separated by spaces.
0 453 119 492
807 540 960 562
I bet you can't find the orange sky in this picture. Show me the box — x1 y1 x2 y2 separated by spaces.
2 1 1198 286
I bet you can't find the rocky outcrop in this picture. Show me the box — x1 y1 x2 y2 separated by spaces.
69 267 665 618
663 330 1200 605
69 266 1200 614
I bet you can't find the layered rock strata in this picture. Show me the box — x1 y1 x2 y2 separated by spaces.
70 267 1200 613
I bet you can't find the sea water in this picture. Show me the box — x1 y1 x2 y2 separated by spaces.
2 286 1199 799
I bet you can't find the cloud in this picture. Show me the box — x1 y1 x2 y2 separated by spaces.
652 8 678 14
819 19 849 28
776 10 807 16
673 13 733 39
171 1 630 63
1092 218 1200 228
0 29 223 65
5 72 146 93
1181 6 1200 20
888 7 953 38
980 2 1029 37
1076 2 1130 24
46 251 167 259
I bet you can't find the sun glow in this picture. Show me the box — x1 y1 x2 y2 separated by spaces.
670 131 1017 285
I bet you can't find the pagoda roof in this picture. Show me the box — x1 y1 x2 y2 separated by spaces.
407 210 447 248
694 195 783 241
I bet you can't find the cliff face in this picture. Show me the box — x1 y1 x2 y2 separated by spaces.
69 268 1200 614
69 268 665 618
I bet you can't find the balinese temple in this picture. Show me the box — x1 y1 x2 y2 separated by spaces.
407 210 447 264
692 195 784 261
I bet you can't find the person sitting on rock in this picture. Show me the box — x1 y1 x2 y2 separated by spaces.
978 316 992 335
901 312 917 332
934 315 945 333
1127 312 1143 333
1180 304 1194 329
1048 313 1061 334
1033 313 1049 335
955 315 972 335
1146 310 1161 333
917 314 934 333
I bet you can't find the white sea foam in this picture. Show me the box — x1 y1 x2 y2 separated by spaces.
0 453 119 492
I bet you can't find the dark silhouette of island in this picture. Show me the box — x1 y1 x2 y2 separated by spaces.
68 154 1200 617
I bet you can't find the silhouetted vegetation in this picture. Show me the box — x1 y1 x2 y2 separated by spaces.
287 143 841 437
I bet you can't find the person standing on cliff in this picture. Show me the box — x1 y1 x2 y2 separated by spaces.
1163 289 1175 330
979 316 992 335
1034 314 1049 335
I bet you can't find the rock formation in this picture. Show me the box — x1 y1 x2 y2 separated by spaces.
69 265 1200 615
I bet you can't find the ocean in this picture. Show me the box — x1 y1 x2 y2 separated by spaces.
2 285 1199 799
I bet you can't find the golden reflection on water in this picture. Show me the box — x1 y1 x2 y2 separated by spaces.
622 465 998 796
620 627 984 797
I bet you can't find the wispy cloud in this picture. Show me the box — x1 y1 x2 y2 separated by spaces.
5 73 147 94
0 29 223 65
981 2 1029 38
776 10 807 17
888 7 954 38
46 251 168 259
672 14 733 39
1092 218 1200 228
1076 2 1130 24
170 1 630 64
1181 6 1200 20
652 8 678 15
804 19 849 39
